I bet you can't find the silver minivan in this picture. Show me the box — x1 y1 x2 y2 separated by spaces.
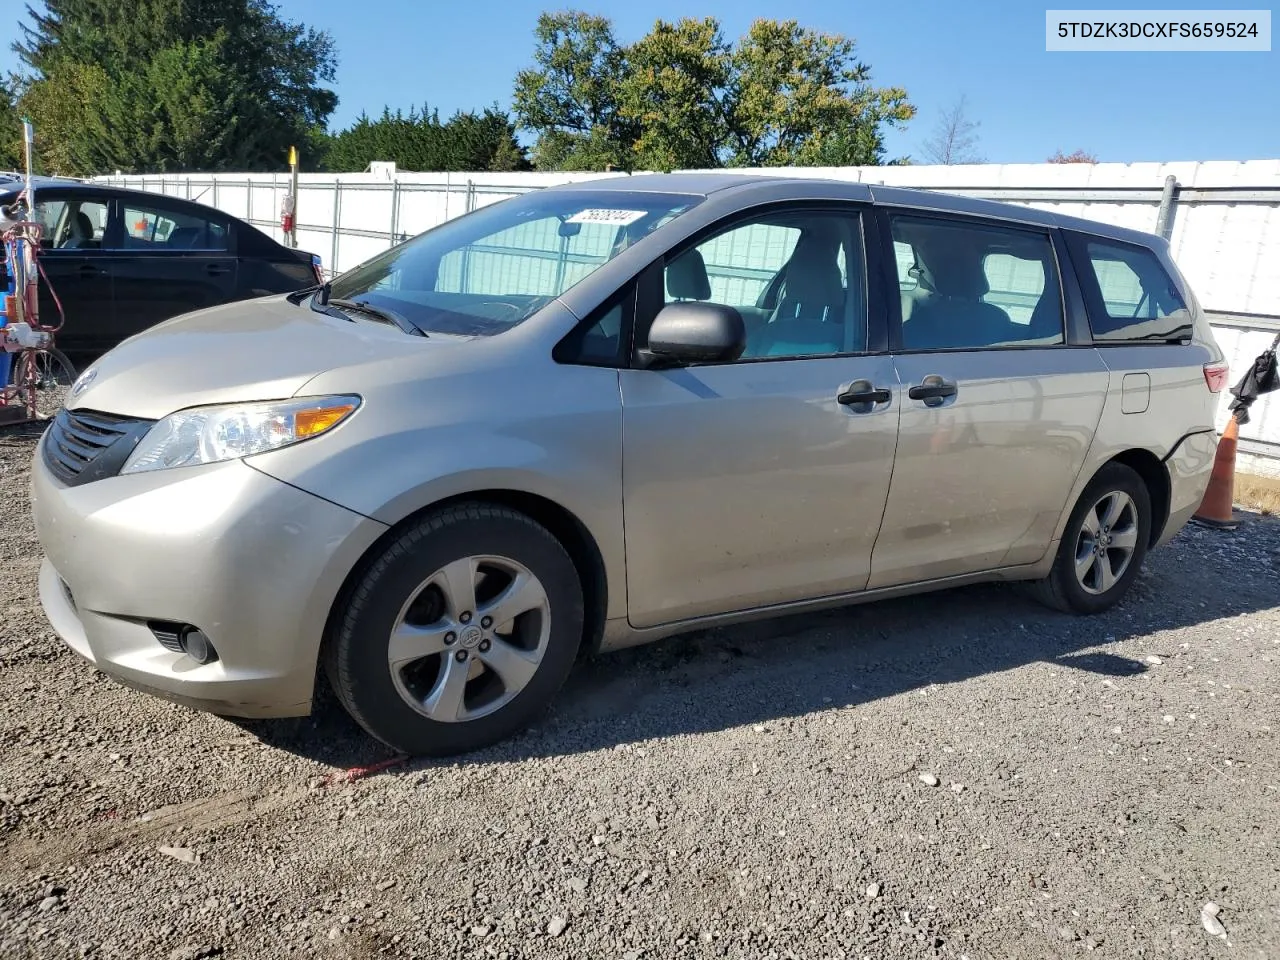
31 174 1228 756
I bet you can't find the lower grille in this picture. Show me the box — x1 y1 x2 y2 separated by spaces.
43 408 155 486
148 621 187 653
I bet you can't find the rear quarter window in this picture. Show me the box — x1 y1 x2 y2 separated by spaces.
1073 235 1193 343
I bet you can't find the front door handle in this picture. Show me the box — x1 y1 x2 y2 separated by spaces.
908 378 958 406
837 380 892 411
78 264 104 278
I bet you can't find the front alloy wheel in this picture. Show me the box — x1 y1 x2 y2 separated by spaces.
326 504 584 756
389 555 551 724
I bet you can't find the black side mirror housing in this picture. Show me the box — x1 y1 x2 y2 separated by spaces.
646 301 746 365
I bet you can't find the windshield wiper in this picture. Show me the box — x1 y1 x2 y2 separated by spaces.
289 280 329 305
326 297 426 337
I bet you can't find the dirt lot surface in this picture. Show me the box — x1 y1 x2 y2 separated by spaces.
1 424 1278 960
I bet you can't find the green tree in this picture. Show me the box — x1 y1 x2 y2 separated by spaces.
442 109 532 171
722 19 913 167
0 78 24 171
621 17 729 171
513 11 915 171
14 0 337 174
14 61 111 174
512 11 636 170
323 105 530 173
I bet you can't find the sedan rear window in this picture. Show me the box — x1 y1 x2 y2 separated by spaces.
326 190 700 337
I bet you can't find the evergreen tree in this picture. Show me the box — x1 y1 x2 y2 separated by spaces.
323 105 530 173
14 0 337 174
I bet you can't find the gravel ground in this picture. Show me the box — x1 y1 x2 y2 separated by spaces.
1 424 1278 960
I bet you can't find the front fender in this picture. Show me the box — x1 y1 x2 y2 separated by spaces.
248 357 626 620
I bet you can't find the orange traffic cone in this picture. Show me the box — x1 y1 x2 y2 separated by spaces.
1192 415 1239 529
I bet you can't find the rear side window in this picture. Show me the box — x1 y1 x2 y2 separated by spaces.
1076 238 1192 342
118 202 229 252
890 214 1064 351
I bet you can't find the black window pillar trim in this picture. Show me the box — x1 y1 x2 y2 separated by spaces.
1052 229 1097 346
552 281 638 369
869 206 900 353
103 197 125 249
631 258 667 365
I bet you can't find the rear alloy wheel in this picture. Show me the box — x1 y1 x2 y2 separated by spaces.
326 504 584 756
1073 490 1140 596
1030 463 1152 615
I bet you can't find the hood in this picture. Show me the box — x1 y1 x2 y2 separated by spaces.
67 295 429 419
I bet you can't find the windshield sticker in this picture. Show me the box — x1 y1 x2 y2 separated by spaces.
565 208 648 226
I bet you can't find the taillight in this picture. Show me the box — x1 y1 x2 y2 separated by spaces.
311 253 324 284
1203 362 1229 393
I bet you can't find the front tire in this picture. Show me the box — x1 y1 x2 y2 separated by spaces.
325 504 584 756
1031 462 1152 615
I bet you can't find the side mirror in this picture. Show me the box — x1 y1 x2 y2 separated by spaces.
646 301 746 365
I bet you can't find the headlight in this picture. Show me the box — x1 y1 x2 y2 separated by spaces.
121 395 360 475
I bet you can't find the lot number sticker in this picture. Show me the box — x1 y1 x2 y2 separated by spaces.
566 208 648 226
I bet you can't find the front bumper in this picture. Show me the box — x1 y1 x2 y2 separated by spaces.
32 438 387 717
1156 428 1219 548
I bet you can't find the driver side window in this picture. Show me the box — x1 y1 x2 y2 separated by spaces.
35 197 109 251
661 210 866 361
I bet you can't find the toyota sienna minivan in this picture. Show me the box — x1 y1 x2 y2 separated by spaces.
31 174 1227 756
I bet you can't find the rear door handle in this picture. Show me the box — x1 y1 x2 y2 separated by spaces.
837 380 892 411
206 263 231 276
908 378 958 406
78 264 104 278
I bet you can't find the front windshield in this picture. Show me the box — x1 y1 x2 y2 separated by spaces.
325 189 701 337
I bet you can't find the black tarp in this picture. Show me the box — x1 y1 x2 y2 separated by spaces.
1227 332 1280 426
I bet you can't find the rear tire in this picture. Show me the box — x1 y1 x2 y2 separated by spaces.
1030 462 1152 615
325 503 584 756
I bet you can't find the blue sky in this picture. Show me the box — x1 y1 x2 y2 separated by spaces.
6 0 1279 163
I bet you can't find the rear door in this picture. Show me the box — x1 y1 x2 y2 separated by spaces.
106 196 238 343
24 191 115 358
868 209 1110 589
620 204 901 628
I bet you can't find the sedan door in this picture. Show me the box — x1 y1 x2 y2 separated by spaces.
620 206 901 629
106 196 239 344
25 192 115 358
868 210 1110 589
